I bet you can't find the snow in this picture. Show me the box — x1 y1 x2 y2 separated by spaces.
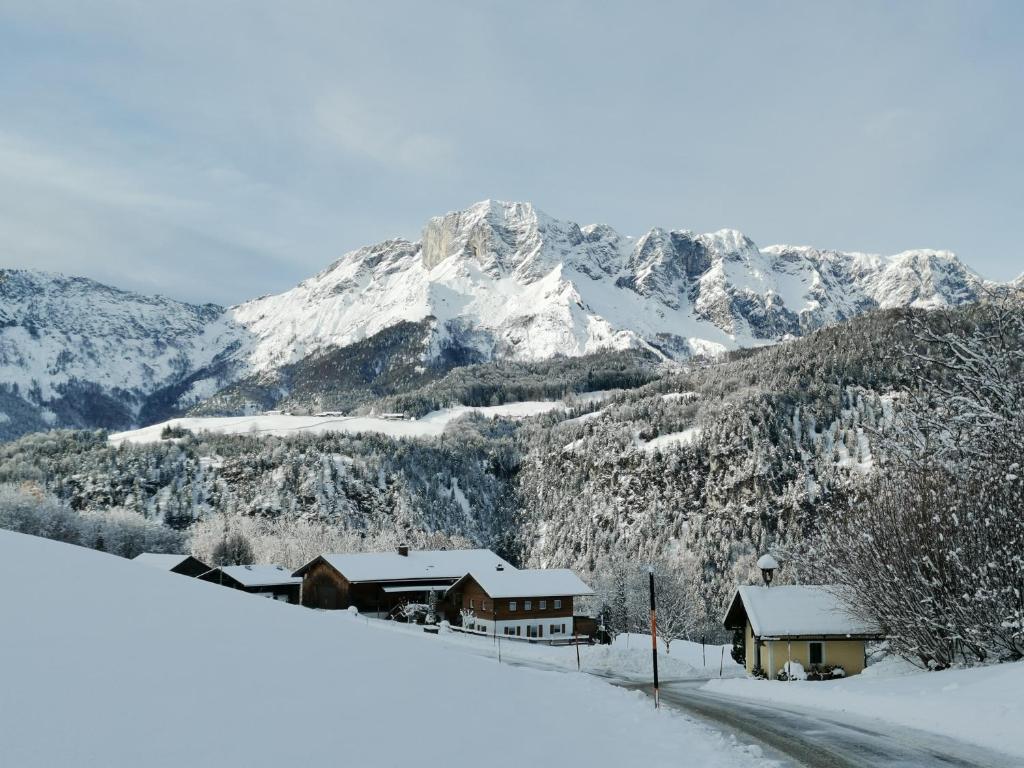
453 568 594 598
661 391 697 402
639 426 702 452
132 552 196 571
706 657 1024 758
304 548 515 582
209 564 300 587
756 554 779 570
7 203 995 439
390 626 743 684
0 530 770 768
729 585 881 637
108 395 613 446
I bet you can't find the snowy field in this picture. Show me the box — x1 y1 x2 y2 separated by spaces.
0 530 771 768
705 656 1024 759
374 626 744 683
109 392 611 446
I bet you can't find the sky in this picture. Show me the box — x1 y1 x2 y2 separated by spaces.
0 1 1021 305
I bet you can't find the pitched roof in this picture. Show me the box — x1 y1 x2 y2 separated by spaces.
725 584 882 638
298 549 515 583
452 568 594 598
132 553 195 571
209 565 301 588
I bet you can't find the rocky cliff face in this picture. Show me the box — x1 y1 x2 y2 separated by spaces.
0 200 998 437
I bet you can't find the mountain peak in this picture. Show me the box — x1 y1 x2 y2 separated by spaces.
0 202 1002 440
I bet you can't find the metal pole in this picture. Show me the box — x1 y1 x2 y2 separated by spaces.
649 568 659 709
720 646 725 677
576 633 581 671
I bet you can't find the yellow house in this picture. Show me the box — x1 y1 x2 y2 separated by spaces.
723 584 883 679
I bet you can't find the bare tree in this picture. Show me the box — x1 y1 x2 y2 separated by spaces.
812 293 1024 667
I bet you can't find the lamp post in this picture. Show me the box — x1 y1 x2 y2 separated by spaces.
757 553 779 587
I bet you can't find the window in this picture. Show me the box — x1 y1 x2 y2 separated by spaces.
561 623 566 635
524 600 532 611
539 600 547 610
553 599 562 610
482 601 488 612
509 601 517 611
550 624 560 635
516 626 521 636
809 642 824 666
470 599 474 610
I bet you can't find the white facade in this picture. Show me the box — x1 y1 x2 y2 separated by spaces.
466 616 576 639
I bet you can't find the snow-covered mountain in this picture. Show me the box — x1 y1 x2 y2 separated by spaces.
219 200 989 370
0 269 236 437
0 200 999 437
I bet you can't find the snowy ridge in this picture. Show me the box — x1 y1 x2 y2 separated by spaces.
0 200 1000 437
216 200 990 379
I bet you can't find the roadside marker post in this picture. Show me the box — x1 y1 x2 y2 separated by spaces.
649 567 660 709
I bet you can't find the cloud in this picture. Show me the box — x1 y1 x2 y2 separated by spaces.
314 91 455 172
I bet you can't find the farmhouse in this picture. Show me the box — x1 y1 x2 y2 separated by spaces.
199 564 301 603
447 567 594 639
723 584 883 679
132 553 211 577
294 546 515 616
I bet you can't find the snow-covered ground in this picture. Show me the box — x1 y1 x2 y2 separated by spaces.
0 530 771 768
109 392 611 446
374 627 743 683
638 426 702 452
705 656 1024 758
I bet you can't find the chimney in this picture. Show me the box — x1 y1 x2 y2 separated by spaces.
397 545 409 557
496 563 504 571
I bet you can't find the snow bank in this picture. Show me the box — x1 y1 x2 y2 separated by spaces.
109 393 614 446
705 657 1024 758
0 531 767 768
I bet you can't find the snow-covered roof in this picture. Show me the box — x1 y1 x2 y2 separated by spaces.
453 568 594 598
301 549 515 583
211 565 301 588
726 585 882 638
132 553 194 570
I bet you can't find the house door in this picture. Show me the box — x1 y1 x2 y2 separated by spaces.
320 582 339 609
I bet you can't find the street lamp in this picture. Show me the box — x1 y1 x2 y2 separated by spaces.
757 553 779 587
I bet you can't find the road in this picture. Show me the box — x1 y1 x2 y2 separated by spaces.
620 678 1020 768
464 640 1018 767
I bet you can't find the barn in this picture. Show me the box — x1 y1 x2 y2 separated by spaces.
198 565 301 603
132 553 211 577
294 546 514 617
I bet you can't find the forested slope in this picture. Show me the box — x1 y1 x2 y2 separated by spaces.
2 301 1017 633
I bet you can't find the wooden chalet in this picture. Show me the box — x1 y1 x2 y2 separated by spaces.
198 564 302 603
447 566 594 639
132 553 211 578
293 546 514 617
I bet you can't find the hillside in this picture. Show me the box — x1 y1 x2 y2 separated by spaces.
0 529 766 768
0 200 999 439
0 303 958 617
